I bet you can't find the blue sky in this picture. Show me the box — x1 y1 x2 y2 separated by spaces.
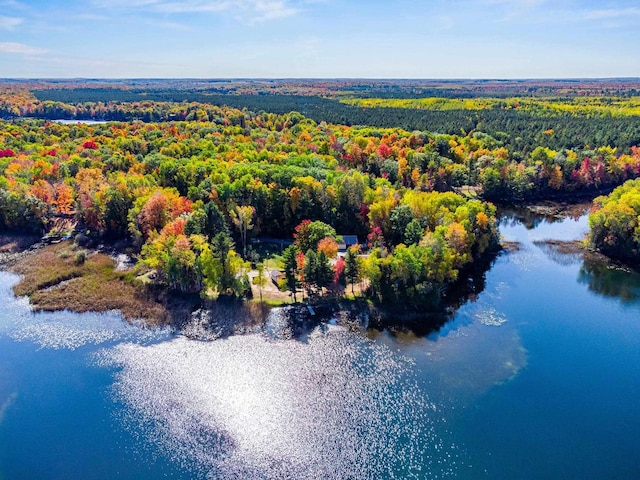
0 0 638 78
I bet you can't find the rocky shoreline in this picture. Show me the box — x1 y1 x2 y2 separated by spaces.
0 234 41 267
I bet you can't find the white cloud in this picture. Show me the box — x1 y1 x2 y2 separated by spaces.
245 1 298 21
463 0 550 23
0 15 23 30
19 53 190 78
482 0 546 5
73 13 110 21
145 19 193 30
437 14 455 30
581 7 640 21
136 0 239 13
0 0 28 9
92 0 301 22
0 42 48 55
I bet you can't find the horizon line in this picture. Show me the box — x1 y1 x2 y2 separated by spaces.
2 77 640 82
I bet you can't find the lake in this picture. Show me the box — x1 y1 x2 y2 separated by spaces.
1 206 639 479
52 119 109 125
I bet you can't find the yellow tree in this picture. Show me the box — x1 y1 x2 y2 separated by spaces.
548 165 563 190
231 205 255 259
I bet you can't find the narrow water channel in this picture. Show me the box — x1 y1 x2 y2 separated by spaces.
1 206 639 479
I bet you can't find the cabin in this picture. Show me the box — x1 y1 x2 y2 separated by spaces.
338 235 359 252
270 270 284 289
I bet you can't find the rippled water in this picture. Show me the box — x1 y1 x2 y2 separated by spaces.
1 207 640 479
100 331 458 479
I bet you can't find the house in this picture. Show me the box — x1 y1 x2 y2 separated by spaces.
270 270 284 289
338 235 359 252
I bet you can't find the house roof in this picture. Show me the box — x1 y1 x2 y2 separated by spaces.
340 235 359 245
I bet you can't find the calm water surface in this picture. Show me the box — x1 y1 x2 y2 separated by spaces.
1 209 639 479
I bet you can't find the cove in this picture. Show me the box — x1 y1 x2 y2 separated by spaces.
1 206 639 479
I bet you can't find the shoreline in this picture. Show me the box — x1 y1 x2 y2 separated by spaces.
2 208 634 337
0 233 482 333
0 234 42 267
2 237 198 327
0 233 499 336
485 186 616 205
533 238 640 272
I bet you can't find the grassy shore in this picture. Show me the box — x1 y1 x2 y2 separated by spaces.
2 236 317 328
1 236 513 333
8 240 183 325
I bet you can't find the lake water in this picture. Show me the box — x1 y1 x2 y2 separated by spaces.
1 208 639 479
52 119 109 125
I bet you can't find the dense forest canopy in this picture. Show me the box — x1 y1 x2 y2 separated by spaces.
0 102 504 306
589 179 640 265
1 79 639 304
4 77 639 98
19 88 640 153
2 79 640 153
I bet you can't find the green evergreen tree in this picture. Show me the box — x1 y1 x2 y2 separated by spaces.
344 247 361 295
281 245 299 302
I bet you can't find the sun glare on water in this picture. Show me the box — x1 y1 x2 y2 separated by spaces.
100 325 459 479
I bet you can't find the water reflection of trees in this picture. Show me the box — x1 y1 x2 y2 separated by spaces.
239 249 500 342
534 241 583 266
536 240 640 304
578 259 640 304
498 203 590 230
370 250 498 338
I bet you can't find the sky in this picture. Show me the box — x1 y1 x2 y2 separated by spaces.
0 0 638 78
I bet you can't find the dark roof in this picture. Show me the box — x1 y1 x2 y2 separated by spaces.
340 235 359 245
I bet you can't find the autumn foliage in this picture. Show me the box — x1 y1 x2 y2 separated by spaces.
0 90 637 304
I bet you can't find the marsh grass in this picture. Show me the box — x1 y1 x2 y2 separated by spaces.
11 241 171 325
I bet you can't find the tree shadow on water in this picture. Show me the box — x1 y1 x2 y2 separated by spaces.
368 249 500 339
578 258 640 305
178 250 501 343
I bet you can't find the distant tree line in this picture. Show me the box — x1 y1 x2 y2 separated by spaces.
20 89 640 153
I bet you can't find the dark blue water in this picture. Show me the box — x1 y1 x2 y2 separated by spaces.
1 208 639 479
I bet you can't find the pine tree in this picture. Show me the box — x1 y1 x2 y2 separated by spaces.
344 246 361 296
282 245 299 302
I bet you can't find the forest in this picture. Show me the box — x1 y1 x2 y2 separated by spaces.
589 179 640 266
2 80 640 154
1 80 639 309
